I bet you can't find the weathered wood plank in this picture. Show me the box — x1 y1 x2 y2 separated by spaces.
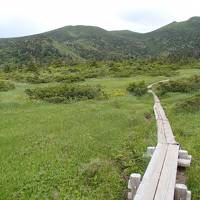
162 120 177 144
156 119 166 143
157 104 168 121
134 144 168 200
153 92 177 144
132 87 189 200
154 144 179 200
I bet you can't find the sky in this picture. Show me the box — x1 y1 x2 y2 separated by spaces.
0 0 200 38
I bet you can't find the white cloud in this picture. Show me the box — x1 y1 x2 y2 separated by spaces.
0 0 200 37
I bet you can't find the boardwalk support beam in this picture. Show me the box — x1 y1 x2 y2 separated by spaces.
147 146 155 157
179 150 192 160
128 173 141 200
178 150 192 167
174 184 191 200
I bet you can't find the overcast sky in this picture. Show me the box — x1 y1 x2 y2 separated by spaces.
0 0 200 38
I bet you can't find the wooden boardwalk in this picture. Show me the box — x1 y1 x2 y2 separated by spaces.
128 84 192 200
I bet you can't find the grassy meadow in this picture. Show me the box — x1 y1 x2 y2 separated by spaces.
0 65 200 199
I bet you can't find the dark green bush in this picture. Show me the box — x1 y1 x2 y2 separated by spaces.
0 80 15 91
25 84 106 103
9 73 27 82
54 74 85 83
127 81 147 96
26 74 52 84
83 71 99 79
175 94 200 112
83 68 108 79
156 81 189 95
156 75 200 95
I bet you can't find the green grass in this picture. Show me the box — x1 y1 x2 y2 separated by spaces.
0 72 200 199
0 76 157 200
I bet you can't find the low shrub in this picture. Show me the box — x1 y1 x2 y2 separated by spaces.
0 80 15 91
156 75 200 95
8 72 27 82
175 94 200 112
83 69 108 79
83 71 99 79
156 81 189 95
127 81 147 96
54 74 85 83
26 74 52 84
25 84 106 103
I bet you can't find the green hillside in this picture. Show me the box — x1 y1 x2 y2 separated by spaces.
1 17 200 67
145 17 200 59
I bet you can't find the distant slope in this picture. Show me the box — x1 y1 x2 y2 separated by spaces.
44 26 147 60
1 17 200 67
144 17 200 58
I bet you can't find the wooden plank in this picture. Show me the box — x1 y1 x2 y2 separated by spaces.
134 144 168 200
153 97 177 144
154 144 179 200
156 119 167 143
154 105 163 120
153 94 160 104
156 104 168 121
153 105 159 120
163 120 177 144
154 103 167 121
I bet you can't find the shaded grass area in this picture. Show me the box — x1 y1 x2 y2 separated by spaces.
0 76 156 199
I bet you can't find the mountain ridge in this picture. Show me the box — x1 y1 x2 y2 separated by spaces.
1 17 200 67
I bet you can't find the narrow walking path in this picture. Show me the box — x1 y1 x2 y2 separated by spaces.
128 81 192 200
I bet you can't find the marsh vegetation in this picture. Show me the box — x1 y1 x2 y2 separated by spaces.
0 60 200 199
